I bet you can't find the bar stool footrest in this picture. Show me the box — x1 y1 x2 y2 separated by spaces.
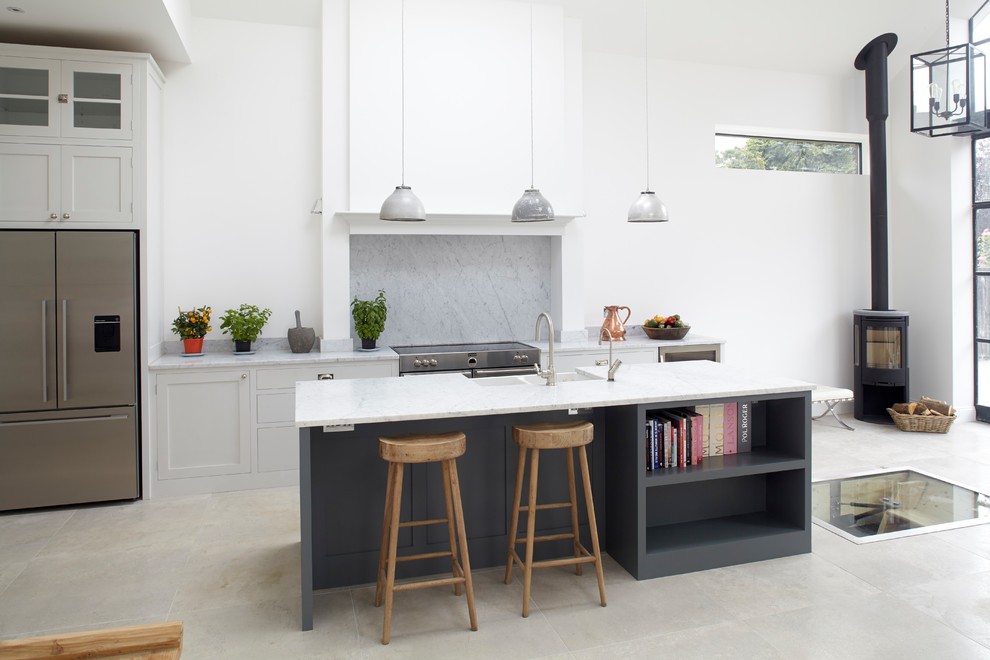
513 532 576 544
393 574 467 592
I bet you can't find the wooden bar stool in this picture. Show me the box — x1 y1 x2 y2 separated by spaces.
374 431 478 645
504 420 606 617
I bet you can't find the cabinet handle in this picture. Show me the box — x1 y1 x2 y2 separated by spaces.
41 301 48 403
595 359 608 366
62 213 71 220
318 373 334 380
50 213 58 220
62 299 69 401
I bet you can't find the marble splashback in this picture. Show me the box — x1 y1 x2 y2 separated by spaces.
350 235 551 346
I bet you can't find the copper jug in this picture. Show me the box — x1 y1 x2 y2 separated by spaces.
601 305 631 341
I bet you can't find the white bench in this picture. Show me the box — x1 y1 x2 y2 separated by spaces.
811 385 855 431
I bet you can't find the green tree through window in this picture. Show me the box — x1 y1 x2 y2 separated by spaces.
715 134 861 174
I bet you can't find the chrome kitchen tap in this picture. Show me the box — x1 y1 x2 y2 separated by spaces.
535 312 556 386
599 328 623 381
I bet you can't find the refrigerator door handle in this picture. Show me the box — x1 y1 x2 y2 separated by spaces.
62 299 68 402
0 414 129 427
41 300 48 403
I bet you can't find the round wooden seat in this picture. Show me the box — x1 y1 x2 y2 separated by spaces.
378 431 466 463
505 420 606 617
512 421 593 449
375 431 477 644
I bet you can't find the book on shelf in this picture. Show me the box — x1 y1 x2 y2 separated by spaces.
738 401 753 453
662 417 673 468
686 409 704 465
723 402 738 455
657 410 689 467
694 404 711 459
709 403 725 456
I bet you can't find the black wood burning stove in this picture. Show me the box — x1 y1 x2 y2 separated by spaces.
853 34 909 424
854 310 909 422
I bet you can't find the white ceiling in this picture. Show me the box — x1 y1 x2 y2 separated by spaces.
0 0 984 75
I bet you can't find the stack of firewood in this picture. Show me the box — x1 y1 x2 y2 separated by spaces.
891 396 955 418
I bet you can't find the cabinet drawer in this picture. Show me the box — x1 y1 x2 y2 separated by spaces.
258 426 299 472
256 362 395 390
257 392 294 424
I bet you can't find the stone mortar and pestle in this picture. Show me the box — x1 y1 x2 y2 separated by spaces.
288 310 316 353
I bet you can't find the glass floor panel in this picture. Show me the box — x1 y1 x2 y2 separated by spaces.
812 467 990 543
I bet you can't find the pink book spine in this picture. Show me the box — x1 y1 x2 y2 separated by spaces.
723 402 738 455
691 414 703 465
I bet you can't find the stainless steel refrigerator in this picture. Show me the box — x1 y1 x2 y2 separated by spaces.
0 230 139 511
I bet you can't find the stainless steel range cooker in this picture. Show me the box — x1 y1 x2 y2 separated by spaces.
392 341 541 378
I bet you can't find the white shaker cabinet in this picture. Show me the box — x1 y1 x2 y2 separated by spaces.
156 370 252 481
0 143 132 224
348 0 583 217
0 56 132 140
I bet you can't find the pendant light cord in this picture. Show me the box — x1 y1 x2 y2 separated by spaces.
945 0 950 47
529 2 535 189
401 0 407 187
643 0 650 192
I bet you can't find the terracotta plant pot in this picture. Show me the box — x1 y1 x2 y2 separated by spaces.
182 337 204 354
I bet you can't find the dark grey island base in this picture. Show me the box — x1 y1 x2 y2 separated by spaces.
298 389 811 631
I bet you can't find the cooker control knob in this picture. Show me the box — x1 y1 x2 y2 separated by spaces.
521 354 529 361
429 359 438 366
414 359 422 367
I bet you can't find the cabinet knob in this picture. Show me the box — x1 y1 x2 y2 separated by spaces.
595 359 608 366
240 373 247 379
50 213 58 220
62 213 70 220
57 93 68 104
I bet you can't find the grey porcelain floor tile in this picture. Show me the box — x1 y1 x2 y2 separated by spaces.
890 570 990 648
171 540 300 612
0 561 26 596
810 524 990 592
535 573 734 651
745 591 990 660
939 522 990 560
569 620 783 660
172 592 360 660
0 546 186 637
194 488 300 545
687 553 881 619
0 508 74 564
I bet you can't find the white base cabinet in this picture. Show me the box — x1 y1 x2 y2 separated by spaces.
151 359 398 497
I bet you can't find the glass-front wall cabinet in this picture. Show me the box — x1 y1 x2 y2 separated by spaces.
0 57 131 140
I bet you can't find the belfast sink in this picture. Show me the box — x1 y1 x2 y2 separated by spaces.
471 371 602 386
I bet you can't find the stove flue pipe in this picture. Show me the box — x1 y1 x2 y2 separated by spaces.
854 33 898 312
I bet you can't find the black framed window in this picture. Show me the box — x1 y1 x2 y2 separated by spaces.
715 133 862 174
973 3 990 422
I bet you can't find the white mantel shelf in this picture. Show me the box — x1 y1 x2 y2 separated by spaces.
295 360 810 427
340 212 580 236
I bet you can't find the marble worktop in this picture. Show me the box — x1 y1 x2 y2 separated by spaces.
149 346 399 370
295 360 809 427
530 328 724 353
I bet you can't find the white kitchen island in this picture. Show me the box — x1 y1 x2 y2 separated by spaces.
296 361 812 631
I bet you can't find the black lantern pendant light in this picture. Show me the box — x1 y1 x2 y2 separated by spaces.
381 0 426 221
512 2 554 222
910 0 988 137
628 0 668 223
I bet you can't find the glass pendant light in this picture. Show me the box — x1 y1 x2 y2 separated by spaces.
512 3 554 222
381 0 426 221
628 0 669 223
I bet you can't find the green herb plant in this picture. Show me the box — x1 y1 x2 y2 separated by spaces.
351 289 388 340
219 303 273 342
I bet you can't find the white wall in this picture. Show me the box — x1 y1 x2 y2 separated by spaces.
581 51 871 386
161 16 322 342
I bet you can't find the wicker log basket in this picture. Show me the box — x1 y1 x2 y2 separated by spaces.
886 396 956 433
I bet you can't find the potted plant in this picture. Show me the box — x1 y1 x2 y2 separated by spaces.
351 289 387 349
171 305 212 355
219 303 272 353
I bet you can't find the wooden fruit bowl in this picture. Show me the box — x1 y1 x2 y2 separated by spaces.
642 325 690 340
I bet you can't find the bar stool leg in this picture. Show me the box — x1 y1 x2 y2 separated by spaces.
440 462 463 596
375 462 397 608
504 446 527 585
447 458 478 631
522 447 540 618
565 447 582 576
382 462 405 644
578 445 607 607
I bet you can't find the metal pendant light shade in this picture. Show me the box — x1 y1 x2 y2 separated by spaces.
629 0 669 223
512 189 554 222
512 3 554 222
381 0 425 222
628 191 668 222
380 185 426 221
